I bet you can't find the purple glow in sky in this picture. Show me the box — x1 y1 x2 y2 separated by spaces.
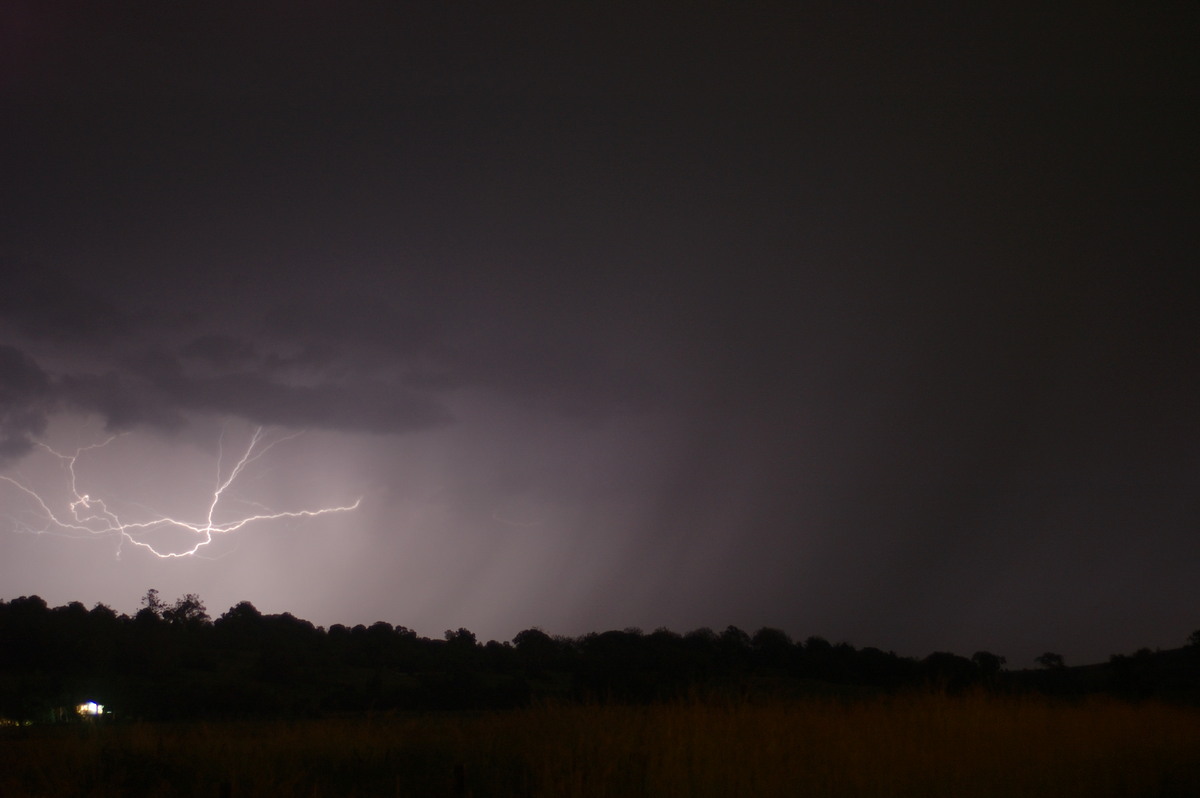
1 422 360 558
1 3 1197 666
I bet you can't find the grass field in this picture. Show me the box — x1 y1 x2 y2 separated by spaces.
3 692 1199 797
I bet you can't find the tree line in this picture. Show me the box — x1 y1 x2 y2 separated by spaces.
2 592 1198 722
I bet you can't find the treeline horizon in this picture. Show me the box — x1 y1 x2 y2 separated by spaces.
3 591 1199 722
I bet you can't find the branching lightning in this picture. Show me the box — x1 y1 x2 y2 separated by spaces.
0 426 361 558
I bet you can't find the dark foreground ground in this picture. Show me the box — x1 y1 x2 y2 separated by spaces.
4 692 1200 798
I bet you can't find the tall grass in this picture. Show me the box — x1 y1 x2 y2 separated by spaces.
3 692 1198 797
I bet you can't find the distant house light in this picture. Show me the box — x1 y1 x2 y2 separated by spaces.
76 701 104 716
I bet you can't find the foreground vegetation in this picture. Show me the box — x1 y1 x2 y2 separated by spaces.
5 593 1200 722
4 692 1200 797
4 593 1199 795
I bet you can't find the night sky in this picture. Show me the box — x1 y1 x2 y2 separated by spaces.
2 3 1196 667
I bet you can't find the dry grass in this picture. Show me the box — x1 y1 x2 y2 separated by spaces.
3 692 1199 797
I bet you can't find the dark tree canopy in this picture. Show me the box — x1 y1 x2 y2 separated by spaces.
2 592 1199 723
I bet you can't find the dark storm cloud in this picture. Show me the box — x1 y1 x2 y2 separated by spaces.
135 350 452 435
0 345 52 460
49 343 453 437
0 257 455 436
2 0 1198 665
262 280 661 420
2 248 658 440
179 335 259 370
262 294 442 374
0 274 458 438
0 261 140 342
5 3 1190 106
55 370 186 433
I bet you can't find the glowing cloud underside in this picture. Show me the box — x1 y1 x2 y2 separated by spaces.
0 426 361 559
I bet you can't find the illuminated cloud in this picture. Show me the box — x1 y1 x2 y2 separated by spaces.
1 425 360 558
0 345 52 460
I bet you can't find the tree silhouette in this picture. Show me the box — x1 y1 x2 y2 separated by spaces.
971 651 1006 675
513 628 558 675
217 600 262 627
8 590 1200 722
921 652 977 691
140 588 164 618
163 593 209 626
751 627 794 670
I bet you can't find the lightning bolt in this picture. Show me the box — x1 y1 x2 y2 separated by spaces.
0 426 361 558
